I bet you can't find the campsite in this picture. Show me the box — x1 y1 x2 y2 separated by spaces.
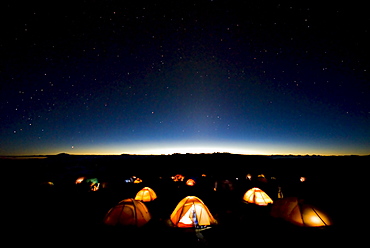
6 154 368 247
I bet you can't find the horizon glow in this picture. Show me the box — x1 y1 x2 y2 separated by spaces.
4 139 368 156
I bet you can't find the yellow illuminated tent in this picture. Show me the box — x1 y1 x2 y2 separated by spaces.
243 187 273 206
170 196 217 228
135 187 157 202
270 197 332 227
257 174 268 183
133 177 142 184
103 198 151 227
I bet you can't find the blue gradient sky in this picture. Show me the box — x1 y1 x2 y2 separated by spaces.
1 2 369 155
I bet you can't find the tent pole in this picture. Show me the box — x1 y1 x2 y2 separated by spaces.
132 199 137 226
260 191 267 205
176 197 188 227
118 201 126 225
298 201 305 226
311 207 328 226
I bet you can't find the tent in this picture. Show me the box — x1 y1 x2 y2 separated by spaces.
270 197 332 227
214 179 234 191
170 196 217 228
133 177 142 184
243 187 273 206
40 181 54 186
186 178 196 186
103 198 151 227
75 177 85 184
134 187 157 202
257 174 268 183
172 174 185 182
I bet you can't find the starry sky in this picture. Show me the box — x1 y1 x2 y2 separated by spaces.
1 1 369 155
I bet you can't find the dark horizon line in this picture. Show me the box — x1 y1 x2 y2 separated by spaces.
1 152 369 158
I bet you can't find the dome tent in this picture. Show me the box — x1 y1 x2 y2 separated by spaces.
243 187 273 206
103 198 151 227
170 196 217 228
134 187 157 202
270 197 332 227
186 178 196 186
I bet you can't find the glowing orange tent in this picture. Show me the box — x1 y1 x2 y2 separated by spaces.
135 187 157 202
172 174 185 182
170 196 217 228
186 178 196 186
103 198 151 227
271 197 332 227
243 187 273 206
75 177 85 184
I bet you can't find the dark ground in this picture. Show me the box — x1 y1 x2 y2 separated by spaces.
5 154 368 247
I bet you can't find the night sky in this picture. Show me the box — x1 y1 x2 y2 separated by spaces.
1 1 369 155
